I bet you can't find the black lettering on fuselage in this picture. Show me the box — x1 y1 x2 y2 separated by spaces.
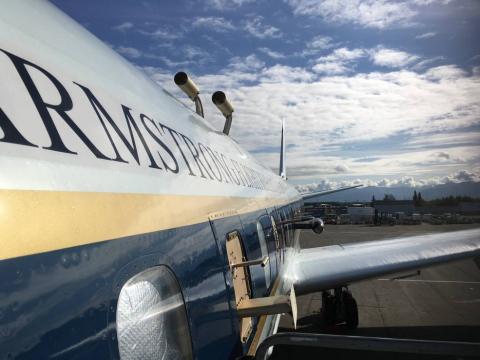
159 124 196 177
140 114 179 173
1 49 111 159
75 84 160 169
221 153 240 185
180 134 213 180
0 49 276 193
198 143 222 182
0 108 37 147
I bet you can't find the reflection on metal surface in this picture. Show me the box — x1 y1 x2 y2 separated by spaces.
293 228 480 295
257 221 272 289
117 266 193 360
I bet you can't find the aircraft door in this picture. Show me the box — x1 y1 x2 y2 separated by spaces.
209 211 254 344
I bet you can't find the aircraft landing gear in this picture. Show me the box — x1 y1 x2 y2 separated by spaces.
321 287 358 329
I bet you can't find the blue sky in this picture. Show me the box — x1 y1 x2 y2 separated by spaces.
51 0 480 191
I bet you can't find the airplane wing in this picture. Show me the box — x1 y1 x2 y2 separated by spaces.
291 228 480 295
301 185 363 201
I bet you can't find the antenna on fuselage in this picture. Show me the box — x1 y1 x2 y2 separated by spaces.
279 117 286 180
212 91 234 135
174 72 204 118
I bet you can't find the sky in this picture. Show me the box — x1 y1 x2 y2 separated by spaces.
51 0 480 191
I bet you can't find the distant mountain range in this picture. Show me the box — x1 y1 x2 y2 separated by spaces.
305 181 480 202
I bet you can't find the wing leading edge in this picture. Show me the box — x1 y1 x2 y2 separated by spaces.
291 228 480 295
301 185 362 201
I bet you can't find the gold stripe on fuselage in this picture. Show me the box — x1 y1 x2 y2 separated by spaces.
0 189 295 261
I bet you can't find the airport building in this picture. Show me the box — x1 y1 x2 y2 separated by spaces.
372 200 415 215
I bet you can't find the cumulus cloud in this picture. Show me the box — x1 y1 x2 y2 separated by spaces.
285 0 449 29
446 170 480 183
313 47 365 74
411 56 445 71
321 47 365 62
424 65 468 80
182 45 212 61
144 57 480 182
405 132 480 149
307 35 334 50
258 47 286 59
295 169 480 194
436 151 450 159
138 27 181 40
228 54 265 72
191 17 235 32
116 46 144 59
112 22 134 32
205 0 254 10
262 64 314 83
244 16 282 39
312 62 349 75
416 31 437 39
370 47 419 68
335 164 349 173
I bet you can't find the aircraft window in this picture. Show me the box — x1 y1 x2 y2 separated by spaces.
116 266 193 360
256 221 271 289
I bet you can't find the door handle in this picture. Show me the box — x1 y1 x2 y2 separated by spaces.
230 256 269 271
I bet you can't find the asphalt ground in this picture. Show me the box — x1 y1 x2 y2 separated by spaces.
271 223 480 360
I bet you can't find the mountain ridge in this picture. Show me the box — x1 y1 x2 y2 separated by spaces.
303 181 480 202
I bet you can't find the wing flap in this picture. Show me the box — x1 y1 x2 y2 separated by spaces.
292 228 480 295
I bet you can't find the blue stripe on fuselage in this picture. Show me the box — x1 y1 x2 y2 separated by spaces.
0 201 302 360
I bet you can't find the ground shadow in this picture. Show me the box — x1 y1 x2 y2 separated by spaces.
270 324 480 360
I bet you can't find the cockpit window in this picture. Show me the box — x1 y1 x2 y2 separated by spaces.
116 266 193 360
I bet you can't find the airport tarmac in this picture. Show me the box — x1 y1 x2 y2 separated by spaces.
271 223 480 359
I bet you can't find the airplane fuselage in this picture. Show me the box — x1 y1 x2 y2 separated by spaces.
0 1 301 359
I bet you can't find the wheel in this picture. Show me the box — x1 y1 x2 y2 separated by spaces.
322 293 336 326
343 292 359 329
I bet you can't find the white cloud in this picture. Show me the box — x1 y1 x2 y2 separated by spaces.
370 47 419 68
228 54 265 72
416 31 437 39
261 64 314 83
424 65 468 80
312 62 348 75
182 45 212 60
145 58 480 182
411 56 444 70
313 47 365 74
320 47 365 62
436 151 450 159
285 0 416 29
285 0 450 29
191 17 235 32
258 47 286 59
244 16 282 39
307 35 333 50
405 132 480 149
116 46 143 59
299 35 335 57
138 28 181 40
335 164 349 173
295 169 480 194
112 22 134 32
205 0 254 10
446 170 480 183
